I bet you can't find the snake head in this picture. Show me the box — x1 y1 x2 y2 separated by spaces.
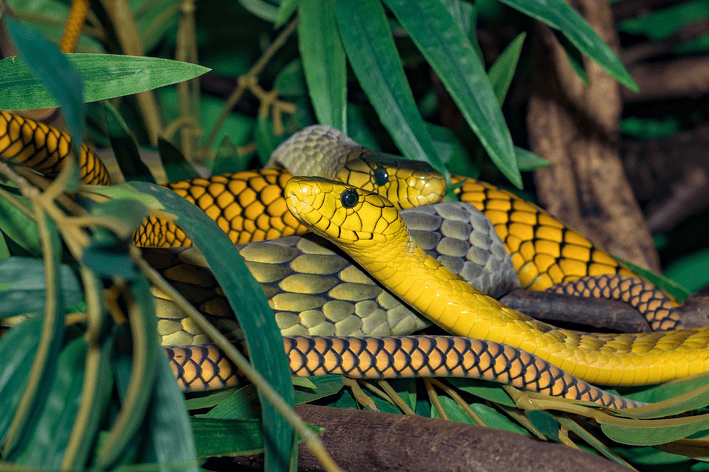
336 156 446 210
284 177 407 248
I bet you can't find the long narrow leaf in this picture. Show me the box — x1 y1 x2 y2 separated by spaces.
0 54 210 111
128 182 295 472
498 0 638 91
5 18 84 148
335 0 447 177
383 0 520 188
299 0 347 133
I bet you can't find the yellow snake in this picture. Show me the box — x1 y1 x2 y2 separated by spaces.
284 177 707 388
0 111 681 409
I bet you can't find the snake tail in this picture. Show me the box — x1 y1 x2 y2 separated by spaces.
0 111 111 186
548 275 683 332
165 336 643 409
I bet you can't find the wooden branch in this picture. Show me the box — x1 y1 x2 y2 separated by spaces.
611 0 692 22
216 404 630 472
499 289 652 332
622 123 709 232
623 55 709 103
527 0 661 272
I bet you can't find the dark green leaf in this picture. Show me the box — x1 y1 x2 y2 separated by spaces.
5 18 85 149
127 182 295 472
497 0 638 91
335 0 447 177
137 352 198 472
445 378 516 407
255 115 280 166
104 102 156 184
552 30 589 86
383 0 520 187
205 384 262 420
191 417 321 458
515 147 552 171
17 337 87 469
299 0 347 132
487 33 526 105
0 257 83 317
275 0 300 29
213 134 247 175
0 317 44 443
3 217 66 459
274 60 307 97
0 54 210 110
158 137 201 182
525 410 560 441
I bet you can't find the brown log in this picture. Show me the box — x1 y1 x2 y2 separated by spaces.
526 0 661 272
499 289 652 333
215 404 630 472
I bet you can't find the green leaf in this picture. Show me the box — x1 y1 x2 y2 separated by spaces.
137 352 199 471
127 181 295 472
0 317 44 444
275 0 300 29
213 134 247 175
0 54 210 110
515 147 552 171
445 378 516 407
192 417 267 457
239 0 279 22
17 337 88 469
96 274 160 469
487 32 526 105
552 30 589 86
617 258 691 303
0 257 83 317
5 18 85 150
191 417 321 458
274 60 307 97
299 0 347 133
497 0 638 92
335 0 447 178
104 102 156 184
0 233 8 259
426 123 478 178
383 0 520 188
3 217 66 459
205 384 262 420
255 116 280 166
157 137 201 182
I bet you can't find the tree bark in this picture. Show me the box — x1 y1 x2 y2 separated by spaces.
527 0 661 272
219 404 630 472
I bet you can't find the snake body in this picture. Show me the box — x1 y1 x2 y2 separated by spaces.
0 111 683 408
147 201 520 345
284 178 703 388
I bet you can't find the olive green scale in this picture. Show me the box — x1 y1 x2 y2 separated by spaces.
147 201 520 346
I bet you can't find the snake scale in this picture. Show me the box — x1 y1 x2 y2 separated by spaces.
0 111 685 409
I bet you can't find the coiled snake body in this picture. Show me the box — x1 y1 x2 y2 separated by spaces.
0 111 688 409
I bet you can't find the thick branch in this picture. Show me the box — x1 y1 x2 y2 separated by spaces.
623 55 709 103
527 0 661 272
218 404 630 472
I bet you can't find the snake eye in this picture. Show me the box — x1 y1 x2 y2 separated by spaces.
373 166 389 186
340 189 359 208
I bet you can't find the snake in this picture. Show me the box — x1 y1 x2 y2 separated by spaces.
0 110 682 409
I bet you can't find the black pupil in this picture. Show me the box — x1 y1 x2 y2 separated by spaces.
340 189 359 208
374 166 389 186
